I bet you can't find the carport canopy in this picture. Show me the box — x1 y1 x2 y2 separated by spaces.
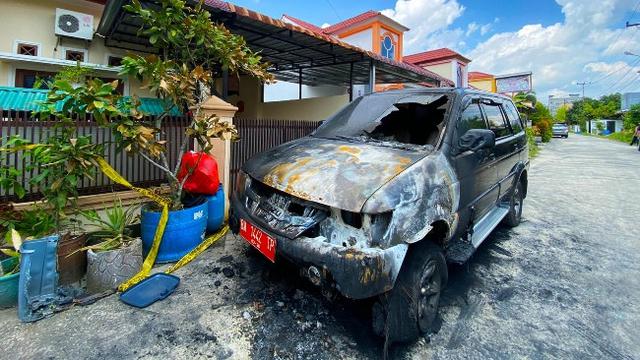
97 0 452 93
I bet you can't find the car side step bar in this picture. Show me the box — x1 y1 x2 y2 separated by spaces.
471 206 509 248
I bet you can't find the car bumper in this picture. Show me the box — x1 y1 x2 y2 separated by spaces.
229 192 407 300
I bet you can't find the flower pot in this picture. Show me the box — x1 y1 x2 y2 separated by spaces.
0 257 19 309
86 238 143 294
57 233 88 285
140 199 208 263
206 186 225 233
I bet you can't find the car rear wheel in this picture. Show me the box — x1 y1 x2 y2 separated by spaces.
372 241 447 343
504 180 524 227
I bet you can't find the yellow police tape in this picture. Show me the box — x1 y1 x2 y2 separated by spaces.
96 157 228 292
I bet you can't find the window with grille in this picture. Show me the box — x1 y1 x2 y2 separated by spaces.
17 43 38 56
108 56 123 67
66 50 85 62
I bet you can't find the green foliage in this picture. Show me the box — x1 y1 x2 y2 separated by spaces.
555 106 568 123
605 130 634 143
0 206 57 275
75 198 139 253
623 103 640 130
566 93 621 131
528 102 553 142
526 127 539 158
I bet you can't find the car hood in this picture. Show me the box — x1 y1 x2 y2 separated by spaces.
243 137 427 212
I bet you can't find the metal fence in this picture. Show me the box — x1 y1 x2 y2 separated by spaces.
0 110 191 202
230 118 322 191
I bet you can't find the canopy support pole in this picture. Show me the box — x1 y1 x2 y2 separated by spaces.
368 60 376 94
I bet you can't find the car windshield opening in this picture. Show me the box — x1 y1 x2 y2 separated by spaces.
313 93 450 149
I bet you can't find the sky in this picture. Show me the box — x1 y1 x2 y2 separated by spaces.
230 0 640 103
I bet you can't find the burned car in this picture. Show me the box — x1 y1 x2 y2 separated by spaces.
230 88 529 342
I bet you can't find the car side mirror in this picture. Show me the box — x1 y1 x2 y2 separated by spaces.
458 129 496 153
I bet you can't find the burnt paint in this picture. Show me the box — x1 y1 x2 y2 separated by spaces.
243 137 427 213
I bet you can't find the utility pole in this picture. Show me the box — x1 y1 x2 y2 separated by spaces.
576 81 590 99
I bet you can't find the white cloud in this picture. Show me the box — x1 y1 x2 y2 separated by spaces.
467 0 640 99
382 0 465 54
466 22 479 36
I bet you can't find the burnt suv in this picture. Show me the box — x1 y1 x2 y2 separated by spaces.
230 88 529 342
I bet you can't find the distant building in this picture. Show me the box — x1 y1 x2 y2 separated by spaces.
468 71 496 92
404 48 470 88
548 94 581 116
621 92 640 111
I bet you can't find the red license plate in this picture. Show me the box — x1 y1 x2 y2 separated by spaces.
239 219 276 262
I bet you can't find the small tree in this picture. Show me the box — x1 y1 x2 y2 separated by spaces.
40 0 274 210
623 103 640 130
0 66 113 233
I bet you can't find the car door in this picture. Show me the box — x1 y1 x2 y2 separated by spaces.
453 98 499 224
483 100 525 203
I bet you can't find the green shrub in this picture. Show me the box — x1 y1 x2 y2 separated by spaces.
535 119 553 142
605 130 634 144
526 127 539 158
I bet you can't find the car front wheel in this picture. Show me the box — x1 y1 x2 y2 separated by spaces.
372 241 447 343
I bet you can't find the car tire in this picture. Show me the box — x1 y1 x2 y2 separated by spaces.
371 241 447 343
504 180 524 227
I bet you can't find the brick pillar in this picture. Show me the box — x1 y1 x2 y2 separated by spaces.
194 96 238 205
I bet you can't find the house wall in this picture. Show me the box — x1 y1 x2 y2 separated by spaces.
259 94 349 121
421 62 453 83
263 81 346 102
469 78 495 92
341 28 373 52
0 0 151 97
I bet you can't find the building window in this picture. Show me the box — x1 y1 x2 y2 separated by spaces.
65 50 85 62
108 56 123 67
380 34 396 60
15 69 56 89
17 43 38 56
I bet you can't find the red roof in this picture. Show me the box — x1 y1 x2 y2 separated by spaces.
322 11 380 34
404 48 471 65
201 1 454 86
468 71 494 81
282 14 325 34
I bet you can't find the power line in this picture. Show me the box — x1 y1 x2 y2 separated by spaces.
323 0 342 22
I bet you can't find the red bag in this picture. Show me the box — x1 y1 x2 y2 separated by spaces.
177 151 220 195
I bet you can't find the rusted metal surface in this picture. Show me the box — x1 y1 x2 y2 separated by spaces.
230 118 322 193
243 137 426 213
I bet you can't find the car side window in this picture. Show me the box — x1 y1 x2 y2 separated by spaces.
503 101 523 133
481 103 511 138
457 103 486 138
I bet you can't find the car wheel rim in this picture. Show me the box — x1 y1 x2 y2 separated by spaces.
418 260 441 332
513 186 522 217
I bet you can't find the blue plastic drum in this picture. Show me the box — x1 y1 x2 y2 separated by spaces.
206 186 225 233
141 199 208 263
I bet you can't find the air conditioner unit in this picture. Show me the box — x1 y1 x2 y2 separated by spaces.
55 8 94 40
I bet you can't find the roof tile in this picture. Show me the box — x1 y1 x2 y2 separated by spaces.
404 48 471 64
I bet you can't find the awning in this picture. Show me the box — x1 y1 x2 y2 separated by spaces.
96 0 454 88
0 86 181 116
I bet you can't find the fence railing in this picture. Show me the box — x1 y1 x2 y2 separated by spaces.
2 113 321 202
0 110 191 202
230 118 322 191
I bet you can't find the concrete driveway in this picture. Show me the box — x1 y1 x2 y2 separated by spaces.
1 135 639 359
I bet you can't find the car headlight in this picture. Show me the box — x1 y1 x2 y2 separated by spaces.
234 170 252 198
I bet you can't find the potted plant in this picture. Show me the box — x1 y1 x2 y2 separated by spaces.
0 206 56 308
61 0 271 262
77 198 143 293
0 67 119 284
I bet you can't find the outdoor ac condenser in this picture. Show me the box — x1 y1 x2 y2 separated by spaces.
55 8 94 40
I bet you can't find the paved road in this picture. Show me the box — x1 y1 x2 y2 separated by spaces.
2 135 639 359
